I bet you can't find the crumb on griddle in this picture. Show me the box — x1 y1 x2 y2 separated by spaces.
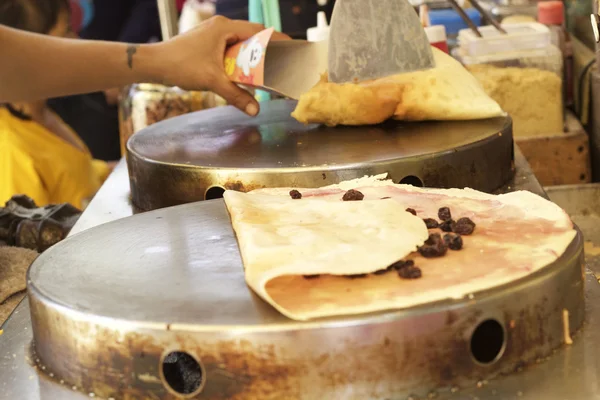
303 274 320 280
289 190 302 199
440 219 455 233
342 189 364 201
398 265 422 279
444 233 463 250
423 218 439 229
454 217 476 235
406 208 417 216
438 207 452 221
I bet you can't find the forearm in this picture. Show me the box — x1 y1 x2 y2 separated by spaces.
0 25 162 102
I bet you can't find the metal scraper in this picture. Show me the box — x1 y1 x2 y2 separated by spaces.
328 0 435 84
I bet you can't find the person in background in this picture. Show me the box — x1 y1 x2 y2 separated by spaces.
0 0 111 209
79 0 161 43
216 0 335 39
48 0 163 162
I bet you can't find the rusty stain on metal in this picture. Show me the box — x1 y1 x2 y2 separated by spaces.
223 180 266 193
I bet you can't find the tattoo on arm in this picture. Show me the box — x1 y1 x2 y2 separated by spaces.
126 44 139 70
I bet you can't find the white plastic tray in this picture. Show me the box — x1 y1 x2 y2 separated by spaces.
458 22 551 57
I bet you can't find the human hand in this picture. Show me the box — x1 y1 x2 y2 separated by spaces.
147 16 290 116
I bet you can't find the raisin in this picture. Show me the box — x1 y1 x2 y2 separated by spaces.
289 190 302 199
388 259 414 271
444 233 463 250
454 217 476 235
406 208 417 215
418 241 448 258
423 218 439 229
425 233 442 245
342 189 364 201
303 274 320 279
440 219 455 232
345 273 368 279
438 207 452 221
398 265 422 279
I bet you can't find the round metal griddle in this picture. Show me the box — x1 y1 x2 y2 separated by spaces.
27 199 585 400
127 100 514 211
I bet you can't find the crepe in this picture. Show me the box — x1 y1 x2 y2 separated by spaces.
291 47 505 126
224 176 576 321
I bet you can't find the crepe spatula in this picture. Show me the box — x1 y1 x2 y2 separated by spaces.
328 0 435 84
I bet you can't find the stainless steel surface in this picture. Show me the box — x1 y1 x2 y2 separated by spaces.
0 160 134 400
127 99 514 211
1 149 598 399
26 200 585 399
546 183 600 276
328 0 434 82
3 273 600 400
157 0 179 40
71 160 133 235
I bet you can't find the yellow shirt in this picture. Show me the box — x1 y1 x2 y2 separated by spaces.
0 107 110 209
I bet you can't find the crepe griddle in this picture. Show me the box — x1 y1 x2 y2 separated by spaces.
25 197 585 399
127 99 514 211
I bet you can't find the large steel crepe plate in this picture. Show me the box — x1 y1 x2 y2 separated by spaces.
126 99 514 211
26 198 584 400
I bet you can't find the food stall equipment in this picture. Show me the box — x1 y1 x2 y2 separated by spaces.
1 102 598 399
0 1 598 399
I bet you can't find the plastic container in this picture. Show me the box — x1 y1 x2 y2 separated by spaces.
428 8 481 49
538 1 568 51
307 11 329 42
456 22 562 76
179 0 216 34
538 1 573 106
424 25 449 53
118 84 225 157
458 22 551 58
455 21 564 138
456 44 563 76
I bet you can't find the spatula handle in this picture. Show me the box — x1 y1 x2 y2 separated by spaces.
469 0 507 34
447 0 482 38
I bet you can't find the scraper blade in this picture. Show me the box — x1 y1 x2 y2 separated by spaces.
328 0 435 84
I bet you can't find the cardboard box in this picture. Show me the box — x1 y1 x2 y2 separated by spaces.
224 28 328 99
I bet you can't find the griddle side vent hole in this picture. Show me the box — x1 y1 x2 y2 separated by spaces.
161 351 205 397
470 319 506 365
399 176 424 187
205 186 226 200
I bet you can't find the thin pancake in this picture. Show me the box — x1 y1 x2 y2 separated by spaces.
225 179 575 321
291 47 505 126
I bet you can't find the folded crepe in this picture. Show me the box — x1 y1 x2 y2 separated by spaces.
291 47 505 126
224 176 575 321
